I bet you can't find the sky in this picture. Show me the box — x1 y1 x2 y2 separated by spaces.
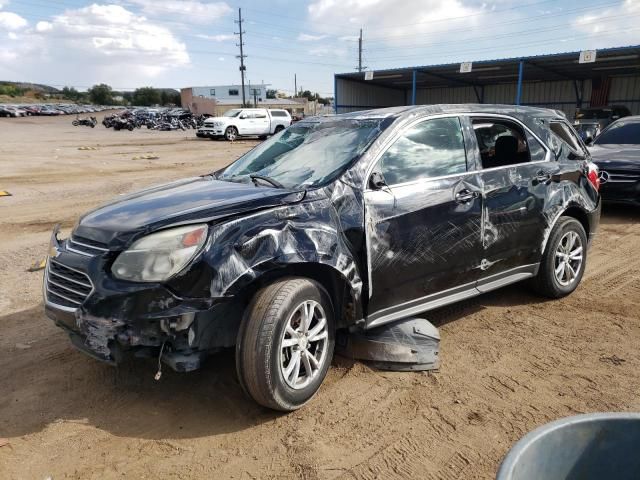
0 0 638 97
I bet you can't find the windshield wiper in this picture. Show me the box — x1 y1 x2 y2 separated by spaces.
250 174 284 189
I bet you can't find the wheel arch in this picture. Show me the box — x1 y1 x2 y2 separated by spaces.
227 262 360 330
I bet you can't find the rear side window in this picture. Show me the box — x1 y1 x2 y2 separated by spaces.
472 118 533 168
271 111 289 117
378 117 467 185
549 121 587 156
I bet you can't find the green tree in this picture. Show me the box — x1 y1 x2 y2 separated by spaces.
266 89 277 99
62 86 83 101
88 83 113 105
132 87 160 106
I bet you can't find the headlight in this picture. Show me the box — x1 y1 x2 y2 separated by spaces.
111 224 208 282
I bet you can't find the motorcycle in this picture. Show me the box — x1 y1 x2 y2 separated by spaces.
72 116 97 128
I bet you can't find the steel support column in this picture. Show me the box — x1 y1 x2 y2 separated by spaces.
334 76 338 114
515 60 524 105
411 69 417 105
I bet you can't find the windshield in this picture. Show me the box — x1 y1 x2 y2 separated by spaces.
219 118 387 188
223 109 242 118
594 121 640 145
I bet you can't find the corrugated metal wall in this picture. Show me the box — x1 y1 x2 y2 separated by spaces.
336 74 640 117
335 78 404 113
609 76 640 114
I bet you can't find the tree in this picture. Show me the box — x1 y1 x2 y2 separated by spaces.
62 86 82 102
132 87 160 106
88 84 113 105
266 89 277 99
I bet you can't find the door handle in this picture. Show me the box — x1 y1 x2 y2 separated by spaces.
455 189 479 203
535 170 551 182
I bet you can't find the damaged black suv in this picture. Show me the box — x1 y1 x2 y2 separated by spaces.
45 105 601 411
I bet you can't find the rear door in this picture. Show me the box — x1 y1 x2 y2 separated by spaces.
252 109 270 134
466 115 554 289
365 115 484 326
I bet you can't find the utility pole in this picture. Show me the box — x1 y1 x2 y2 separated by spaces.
294 74 297 97
357 28 365 72
235 8 247 107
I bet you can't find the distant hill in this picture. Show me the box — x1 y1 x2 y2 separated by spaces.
0 81 60 93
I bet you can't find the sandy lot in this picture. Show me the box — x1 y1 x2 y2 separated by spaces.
1 113 639 480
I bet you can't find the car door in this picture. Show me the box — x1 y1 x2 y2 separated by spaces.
465 115 555 290
236 110 252 135
253 110 270 134
364 116 484 327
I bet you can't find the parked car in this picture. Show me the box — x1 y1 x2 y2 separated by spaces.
44 105 600 411
196 108 292 140
588 115 640 205
574 105 631 143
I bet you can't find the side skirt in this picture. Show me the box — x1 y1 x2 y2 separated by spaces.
365 264 539 330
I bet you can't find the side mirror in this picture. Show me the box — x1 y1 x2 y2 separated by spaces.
369 171 388 190
239 114 247 119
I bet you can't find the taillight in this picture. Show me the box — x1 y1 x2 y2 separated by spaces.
587 162 600 191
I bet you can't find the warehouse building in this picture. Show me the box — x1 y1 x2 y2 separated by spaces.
334 45 640 118
181 84 322 117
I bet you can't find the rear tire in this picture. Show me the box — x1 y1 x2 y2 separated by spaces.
531 217 587 298
236 278 335 411
274 125 285 134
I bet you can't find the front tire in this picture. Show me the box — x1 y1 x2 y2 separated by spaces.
225 126 238 141
532 217 587 298
236 278 335 411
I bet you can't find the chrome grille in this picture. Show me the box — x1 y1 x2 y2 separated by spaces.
66 235 109 257
45 259 93 310
608 172 640 183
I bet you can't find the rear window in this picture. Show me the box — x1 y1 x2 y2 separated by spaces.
594 121 640 145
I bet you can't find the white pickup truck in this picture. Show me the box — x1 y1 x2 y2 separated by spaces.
196 108 292 141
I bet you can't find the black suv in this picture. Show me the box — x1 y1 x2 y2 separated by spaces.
44 105 601 410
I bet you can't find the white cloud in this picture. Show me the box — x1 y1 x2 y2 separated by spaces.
0 4 189 86
572 0 640 45
126 0 232 24
308 0 483 46
0 11 28 30
218 56 225 61
298 33 327 42
196 33 234 41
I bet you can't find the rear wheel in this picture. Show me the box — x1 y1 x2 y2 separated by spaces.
225 126 238 141
532 217 587 298
236 278 334 411
274 125 285 134
72 120 79 126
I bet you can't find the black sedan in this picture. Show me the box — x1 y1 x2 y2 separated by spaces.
588 116 640 205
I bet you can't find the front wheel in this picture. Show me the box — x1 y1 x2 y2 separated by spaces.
532 217 587 298
224 126 238 141
236 278 335 411
72 120 79 126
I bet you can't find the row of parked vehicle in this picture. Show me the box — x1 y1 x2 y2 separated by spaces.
99 108 209 131
0 103 113 117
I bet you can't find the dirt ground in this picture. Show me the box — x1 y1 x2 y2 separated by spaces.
1 113 639 480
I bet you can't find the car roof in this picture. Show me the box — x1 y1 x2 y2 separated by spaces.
610 115 640 124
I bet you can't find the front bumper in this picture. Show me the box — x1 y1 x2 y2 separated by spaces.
196 128 224 137
44 229 239 371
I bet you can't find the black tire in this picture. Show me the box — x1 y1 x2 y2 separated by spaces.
127 124 134 131
531 217 588 298
258 135 267 140
72 120 79 126
225 126 238 141
274 125 285 134
236 277 335 411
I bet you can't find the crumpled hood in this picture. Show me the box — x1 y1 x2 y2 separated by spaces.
75 176 304 246
588 144 640 171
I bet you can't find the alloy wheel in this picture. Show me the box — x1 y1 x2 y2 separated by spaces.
554 230 584 287
279 300 329 390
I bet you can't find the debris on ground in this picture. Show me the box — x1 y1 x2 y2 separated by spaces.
0 438 9 448
132 153 159 160
78 146 98 150
600 354 626 366
15 343 32 350
0 190 12 197
27 259 46 272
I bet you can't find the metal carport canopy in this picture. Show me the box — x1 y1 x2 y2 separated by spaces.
334 45 640 111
